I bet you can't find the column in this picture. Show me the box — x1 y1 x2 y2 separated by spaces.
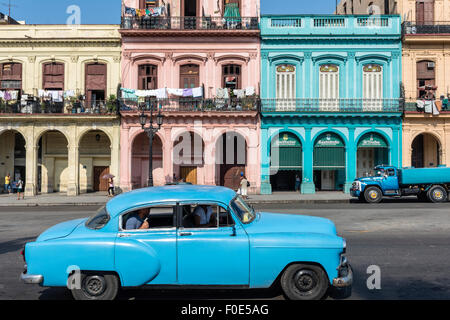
260 127 272 194
163 127 174 183
120 126 132 192
345 127 356 193
110 126 121 190
301 127 315 194
391 126 401 168
25 144 38 197
67 143 80 196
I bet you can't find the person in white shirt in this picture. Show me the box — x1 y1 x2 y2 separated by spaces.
193 205 216 227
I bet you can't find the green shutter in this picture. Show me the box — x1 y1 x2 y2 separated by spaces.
271 133 302 170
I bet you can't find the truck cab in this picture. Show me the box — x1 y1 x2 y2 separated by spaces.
350 165 400 203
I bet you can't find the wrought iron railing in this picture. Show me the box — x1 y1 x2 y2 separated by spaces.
0 100 119 115
120 97 260 112
260 98 404 113
404 98 450 113
121 16 259 31
403 22 450 35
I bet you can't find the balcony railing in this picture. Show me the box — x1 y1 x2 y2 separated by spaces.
404 98 450 113
0 100 119 115
121 16 259 31
120 97 260 113
403 22 450 35
261 99 404 113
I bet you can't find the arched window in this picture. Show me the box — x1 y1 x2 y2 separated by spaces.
319 64 339 110
43 62 64 90
417 60 435 98
180 64 199 88
363 64 383 110
222 64 241 90
416 0 434 25
276 64 296 110
0 62 22 90
138 64 158 90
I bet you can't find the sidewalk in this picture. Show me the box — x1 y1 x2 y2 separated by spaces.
0 191 352 207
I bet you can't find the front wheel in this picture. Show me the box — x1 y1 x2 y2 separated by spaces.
364 187 383 204
427 186 448 203
71 273 119 301
280 264 329 300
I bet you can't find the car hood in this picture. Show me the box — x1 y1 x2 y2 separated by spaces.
356 176 383 183
36 218 88 242
244 212 337 236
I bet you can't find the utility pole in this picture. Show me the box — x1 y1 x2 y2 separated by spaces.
1 0 18 17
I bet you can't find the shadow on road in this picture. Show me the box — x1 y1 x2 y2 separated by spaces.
0 237 36 255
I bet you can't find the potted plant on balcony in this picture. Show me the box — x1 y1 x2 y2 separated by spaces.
40 100 46 114
106 94 117 114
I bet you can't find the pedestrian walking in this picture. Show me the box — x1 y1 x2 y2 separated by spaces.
238 172 249 199
16 178 24 200
4 173 11 194
108 178 115 197
295 174 301 192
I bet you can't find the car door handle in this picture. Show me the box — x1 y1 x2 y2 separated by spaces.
118 233 131 238
179 232 193 237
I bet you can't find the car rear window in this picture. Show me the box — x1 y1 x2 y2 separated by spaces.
86 206 110 230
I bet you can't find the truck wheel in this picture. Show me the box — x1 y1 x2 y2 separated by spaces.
364 187 383 203
280 264 329 300
427 186 448 203
71 273 119 301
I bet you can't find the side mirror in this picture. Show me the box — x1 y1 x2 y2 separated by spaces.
231 225 237 237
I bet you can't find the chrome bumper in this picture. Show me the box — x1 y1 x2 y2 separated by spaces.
332 256 353 288
21 272 43 285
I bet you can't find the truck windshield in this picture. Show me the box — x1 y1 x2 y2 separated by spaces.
375 169 385 177
85 206 110 230
230 196 256 224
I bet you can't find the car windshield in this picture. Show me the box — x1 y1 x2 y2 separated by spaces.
230 196 256 224
374 169 385 177
85 206 110 230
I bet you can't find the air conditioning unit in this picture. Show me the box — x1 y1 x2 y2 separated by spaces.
428 62 436 69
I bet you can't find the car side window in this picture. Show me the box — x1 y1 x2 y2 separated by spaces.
181 204 231 229
121 205 176 231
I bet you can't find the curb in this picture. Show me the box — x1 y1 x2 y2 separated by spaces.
0 199 353 207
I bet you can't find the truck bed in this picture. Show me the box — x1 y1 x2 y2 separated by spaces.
400 167 450 185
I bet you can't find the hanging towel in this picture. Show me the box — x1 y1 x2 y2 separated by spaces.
4 91 11 101
216 88 229 99
156 88 168 99
167 88 184 96
245 86 255 96
424 100 433 114
233 89 245 99
432 101 440 115
124 6 136 16
183 88 193 97
0 91 4 99
121 88 137 99
192 87 203 98
10 90 18 100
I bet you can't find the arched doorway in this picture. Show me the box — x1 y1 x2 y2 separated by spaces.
0 130 26 193
173 131 204 185
38 130 69 193
79 130 112 193
411 133 441 168
313 132 346 191
215 132 247 190
270 132 302 191
131 132 163 189
357 133 389 177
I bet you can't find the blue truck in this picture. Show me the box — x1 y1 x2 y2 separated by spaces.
350 165 450 203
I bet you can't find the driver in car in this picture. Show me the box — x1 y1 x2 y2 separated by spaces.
193 205 217 228
125 208 150 230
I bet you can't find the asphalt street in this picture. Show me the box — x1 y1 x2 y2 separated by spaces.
0 201 449 300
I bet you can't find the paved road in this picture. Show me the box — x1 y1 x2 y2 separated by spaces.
0 202 449 300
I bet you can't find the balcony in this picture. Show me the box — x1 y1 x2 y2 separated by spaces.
403 22 450 35
260 15 401 38
404 98 450 114
260 99 404 113
120 97 260 113
0 100 119 116
120 16 259 32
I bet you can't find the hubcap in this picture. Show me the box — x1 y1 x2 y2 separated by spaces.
293 270 318 293
83 275 106 297
433 190 443 199
369 191 378 199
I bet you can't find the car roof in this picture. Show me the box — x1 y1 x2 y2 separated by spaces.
106 185 237 217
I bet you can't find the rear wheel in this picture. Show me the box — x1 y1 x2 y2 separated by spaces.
71 273 119 301
280 264 329 300
427 186 448 203
364 187 383 204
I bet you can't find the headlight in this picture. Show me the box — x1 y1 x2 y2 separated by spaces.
342 239 347 254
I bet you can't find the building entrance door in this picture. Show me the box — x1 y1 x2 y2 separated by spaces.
94 166 109 192
181 166 197 184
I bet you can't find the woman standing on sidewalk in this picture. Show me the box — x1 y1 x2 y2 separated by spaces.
108 178 115 197
16 178 24 200
238 172 249 199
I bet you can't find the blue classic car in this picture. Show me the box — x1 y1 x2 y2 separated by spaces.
21 185 352 300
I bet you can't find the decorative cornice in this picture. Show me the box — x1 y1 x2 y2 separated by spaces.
119 29 260 38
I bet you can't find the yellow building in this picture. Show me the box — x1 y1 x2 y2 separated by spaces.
0 24 122 196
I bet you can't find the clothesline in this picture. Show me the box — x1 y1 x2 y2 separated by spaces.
0 90 18 101
124 5 166 17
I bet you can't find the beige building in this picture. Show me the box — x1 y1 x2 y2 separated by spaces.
0 24 122 196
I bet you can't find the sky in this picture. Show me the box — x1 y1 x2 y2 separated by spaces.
5 0 337 25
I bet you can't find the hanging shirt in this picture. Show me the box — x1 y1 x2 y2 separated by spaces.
192 87 203 98
183 88 193 97
245 86 255 96
167 88 184 96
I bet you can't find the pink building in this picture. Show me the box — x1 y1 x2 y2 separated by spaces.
119 0 261 193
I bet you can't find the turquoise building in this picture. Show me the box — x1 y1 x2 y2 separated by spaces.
260 15 403 194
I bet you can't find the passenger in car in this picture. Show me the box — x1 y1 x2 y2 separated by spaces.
193 205 217 228
125 208 150 230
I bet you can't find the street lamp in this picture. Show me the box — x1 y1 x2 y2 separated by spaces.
139 102 164 187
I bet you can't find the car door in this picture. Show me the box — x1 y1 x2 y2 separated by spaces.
114 204 178 287
176 202 250 286
383 168 400 194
